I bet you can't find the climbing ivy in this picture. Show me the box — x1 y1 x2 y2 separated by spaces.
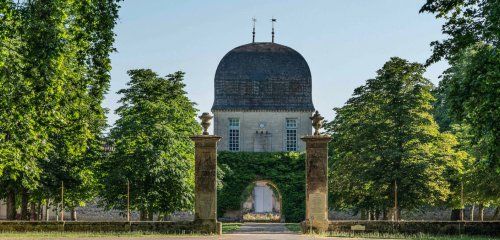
217 151 305 222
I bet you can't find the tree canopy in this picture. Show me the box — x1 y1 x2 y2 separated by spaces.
326 57 466 219
420 0 499 64
101 69 200 220
422 0 499 214
0 0 120 220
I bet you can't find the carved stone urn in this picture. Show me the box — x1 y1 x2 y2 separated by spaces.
199 112 213 135
310 110 324 136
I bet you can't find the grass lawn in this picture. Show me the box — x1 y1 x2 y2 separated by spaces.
324 231 499 240
221 222 241 234
0 231 205 239
0 223 243 238
284 223 301 233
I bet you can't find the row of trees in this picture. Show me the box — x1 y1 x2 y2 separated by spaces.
0 0 497 222
0 0 120 220
0 0 198 222
0 1 203 221
326 0 499 220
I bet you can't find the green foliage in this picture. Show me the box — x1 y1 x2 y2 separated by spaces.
441 44 500 203
221 223 241 233
102 69 200 218
217 151 305 222
420 0 499 64
0 0 46 194
325 57 465 216
0 0 120 213
285 223 302 233
423 0 499 210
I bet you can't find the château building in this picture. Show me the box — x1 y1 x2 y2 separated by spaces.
212 42 314 152
212 37 315 216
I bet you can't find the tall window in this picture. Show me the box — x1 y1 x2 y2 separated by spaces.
286 118 298 151
228 118 240 151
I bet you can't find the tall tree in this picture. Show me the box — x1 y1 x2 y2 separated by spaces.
101 70 200 220
0 0 120 220
31 0 121 220
422 0 499 218
442 45 500 215
419 0 499 65
326 57 464 219
0 1 47 220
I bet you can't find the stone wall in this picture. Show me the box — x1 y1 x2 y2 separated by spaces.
329 207 498 221
213 110 312 152
319 220 500 236
0 221 220 234
0 200 5 219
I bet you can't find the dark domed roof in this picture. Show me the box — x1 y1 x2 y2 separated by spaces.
212 42 314 111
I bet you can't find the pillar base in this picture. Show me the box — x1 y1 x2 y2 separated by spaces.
301 219 329 233
193 219 221 235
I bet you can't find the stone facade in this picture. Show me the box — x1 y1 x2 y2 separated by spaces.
213 110 312 152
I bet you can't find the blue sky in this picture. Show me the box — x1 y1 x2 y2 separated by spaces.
104 0 448 127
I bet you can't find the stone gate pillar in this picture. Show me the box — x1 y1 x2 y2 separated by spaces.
190 112 221 234
301 111 331 233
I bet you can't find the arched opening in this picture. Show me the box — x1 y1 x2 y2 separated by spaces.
241 180 282 222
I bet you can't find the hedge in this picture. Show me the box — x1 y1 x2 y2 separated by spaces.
217 151 305 222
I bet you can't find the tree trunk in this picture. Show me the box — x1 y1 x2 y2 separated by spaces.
493 206 499 220
6 187 17 220
148 211 154 221
382 209 388 220
360 209 367 220
478 204 484 221
451 209 462 221
140 210 147 221
470 204 475 221
21 188 29 220
375 209 381 220
71 208 77 221
38 201 43 220
45 201 50 221
393 180 399 221
30 202 37 221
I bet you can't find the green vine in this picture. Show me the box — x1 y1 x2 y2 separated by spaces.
217 151 305 222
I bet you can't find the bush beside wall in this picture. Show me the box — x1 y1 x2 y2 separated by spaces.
325 221 500 236
0 221 220 234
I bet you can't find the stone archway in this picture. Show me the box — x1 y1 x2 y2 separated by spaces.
241 180 282 222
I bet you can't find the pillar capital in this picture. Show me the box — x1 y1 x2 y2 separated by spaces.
190 135 222 147
300 135 332 143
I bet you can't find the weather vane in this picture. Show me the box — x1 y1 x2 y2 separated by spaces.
252 17 257 43
271 18 277 43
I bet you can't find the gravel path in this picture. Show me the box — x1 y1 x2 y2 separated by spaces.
232 223 293 234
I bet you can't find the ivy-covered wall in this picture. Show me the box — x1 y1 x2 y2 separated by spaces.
217 151 305 222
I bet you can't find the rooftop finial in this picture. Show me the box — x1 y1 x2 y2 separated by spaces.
252 17 257 43
271 18 276 43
